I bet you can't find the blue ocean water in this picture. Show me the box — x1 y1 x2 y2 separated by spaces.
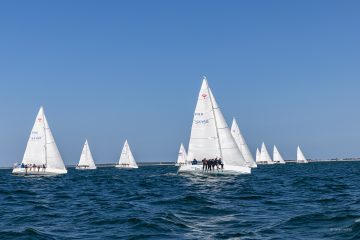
1 162 360 239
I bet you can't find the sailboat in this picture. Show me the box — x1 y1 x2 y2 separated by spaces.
255 148 261 164
12 107 67 175
178 77 251 174
297 146 308 163
258 142 274 164
175 143 187 166
231 118 257 168
273 145 286 164
76 139 97 170
115 140 139 169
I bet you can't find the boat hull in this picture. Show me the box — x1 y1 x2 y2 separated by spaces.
75 166 97 170
178 164 251 175
115 165 138 169
12 167 67 176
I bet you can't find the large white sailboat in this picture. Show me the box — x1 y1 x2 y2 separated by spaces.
258 142 274 164
76 139 97 170
178 77 251 174
297 146 308 163
115 140 139 169
12 107 67 175
231 118 257 168
175 143 187 166
273 145 286 164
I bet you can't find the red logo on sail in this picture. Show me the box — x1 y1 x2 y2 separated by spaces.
38 118 42 122
202 93 208 99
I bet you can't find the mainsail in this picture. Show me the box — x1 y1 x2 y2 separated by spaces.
231 118 257 168
18 107 67 174
273 145 285 164
260 142 274 164
297 146 308 163
177 143 187 165
186 77 249 172
77 140 97 169
118 140 138 168
256 148 261 163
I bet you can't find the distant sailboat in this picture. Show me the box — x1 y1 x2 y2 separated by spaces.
115 140 138 169
12 107 67 175
273 145 286 164
255 148 261 164
259 142 274 164
76 139 97 170
178 77 251 174
231 118 257 168
297 146 308 163
176 143 187 166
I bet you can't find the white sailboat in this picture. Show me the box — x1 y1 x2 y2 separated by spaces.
176 143 187 166
115 140 138 169
76 139 97 170
255 148 261 164
273 145 286 164
231 118 257 168
258 142 274 164
297 146 308 163
12 107 67 175
178 77 251 174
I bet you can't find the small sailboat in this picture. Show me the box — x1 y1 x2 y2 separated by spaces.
273 145 286 164
258 142 274 164
175 143 187 166
76 139 97 170
178 77 251 174
255 148 261 164
297 146 308 163
12 107 67 175
115 140 139 169
231 118 257 168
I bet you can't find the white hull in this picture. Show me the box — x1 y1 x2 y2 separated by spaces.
178 164 251 175
12 167 67 176
273 161 286 164
297 161 308 164
256 161 275 165
115 165 138 169
75 166 97 170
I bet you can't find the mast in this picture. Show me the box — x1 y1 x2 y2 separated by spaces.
43 107 48 166
205 77 223 159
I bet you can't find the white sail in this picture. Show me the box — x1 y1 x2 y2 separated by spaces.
77 140 97 169
13 107 67 175
180 77 250 174
273 145 285 164
297 146 308 163
116 140 138 168
231 118 257 168
260 142 274 164
256 148 261 163
177 143 187 165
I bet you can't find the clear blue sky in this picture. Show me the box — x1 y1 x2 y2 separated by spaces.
0 1 359 167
